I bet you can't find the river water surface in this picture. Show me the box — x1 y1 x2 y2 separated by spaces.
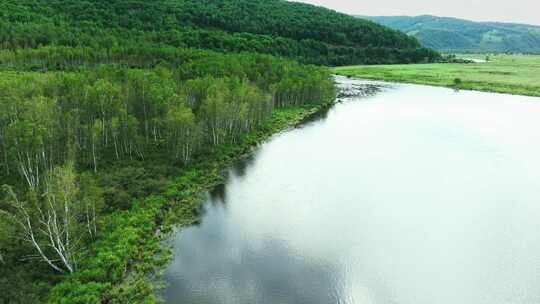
163 77 540 304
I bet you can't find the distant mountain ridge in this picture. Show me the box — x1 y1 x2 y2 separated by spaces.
360 15 540 53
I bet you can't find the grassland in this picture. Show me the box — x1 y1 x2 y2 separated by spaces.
333 54 540 97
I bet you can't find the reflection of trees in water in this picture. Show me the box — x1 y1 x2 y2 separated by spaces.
162 227 346 304
231 153 257 179
298 106 330 127
206 102 334 208
208 152 259 207
209 183 227 206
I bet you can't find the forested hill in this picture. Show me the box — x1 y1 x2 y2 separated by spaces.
0 0 439 65
363 15 540 53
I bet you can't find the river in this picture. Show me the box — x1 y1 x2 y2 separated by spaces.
162 76 540 304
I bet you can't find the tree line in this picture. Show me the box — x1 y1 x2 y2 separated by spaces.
0 52 333 177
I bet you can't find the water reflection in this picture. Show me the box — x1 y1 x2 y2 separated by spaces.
230 153 258 179
163 221 345 304
208 183 227 206
163 77 540 304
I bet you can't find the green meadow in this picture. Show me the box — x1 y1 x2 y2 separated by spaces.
333 54 540 97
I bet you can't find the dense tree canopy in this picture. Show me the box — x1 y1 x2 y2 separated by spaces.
0 0 440 65
0 54 333 180
0 49 335 304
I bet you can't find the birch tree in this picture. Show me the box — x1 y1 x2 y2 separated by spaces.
1 162 89 273
79 173 102 239
200 80 229 146
165 104 200 164
6 96 57 189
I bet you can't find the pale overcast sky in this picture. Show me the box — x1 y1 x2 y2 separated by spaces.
292 0 540 25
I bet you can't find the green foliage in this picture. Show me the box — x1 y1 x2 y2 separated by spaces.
0 33 335 304
47 196 165 304
0 0 439 65
364 15 540 53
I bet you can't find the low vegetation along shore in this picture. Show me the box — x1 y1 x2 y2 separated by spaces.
333 54 540 97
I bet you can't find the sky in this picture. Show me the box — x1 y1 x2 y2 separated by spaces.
292 0 540 26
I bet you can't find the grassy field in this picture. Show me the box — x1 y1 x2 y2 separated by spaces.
333 54 540 97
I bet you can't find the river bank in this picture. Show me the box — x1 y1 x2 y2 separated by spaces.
332 54 540 97
47 101 335 303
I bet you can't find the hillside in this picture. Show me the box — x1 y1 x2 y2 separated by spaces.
0 0 439 65
362 15 540 53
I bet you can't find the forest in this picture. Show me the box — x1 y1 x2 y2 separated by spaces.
0 48 334 303
0 0 440 66
0 0 438 303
